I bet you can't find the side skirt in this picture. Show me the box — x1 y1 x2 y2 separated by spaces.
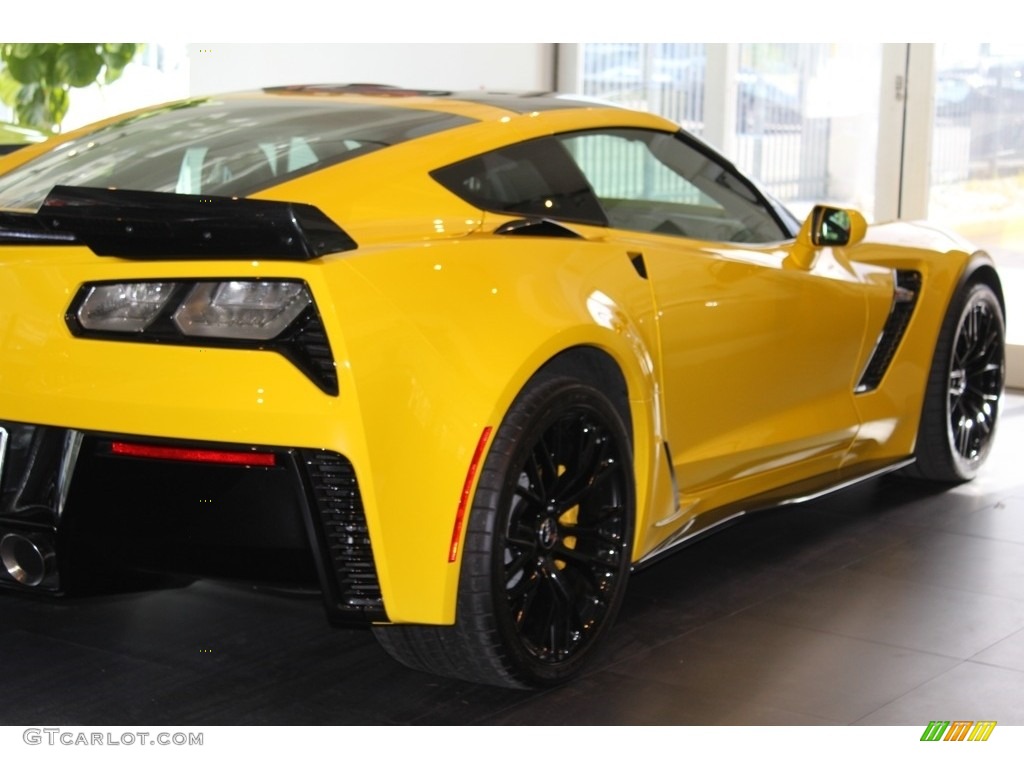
634 456 915 570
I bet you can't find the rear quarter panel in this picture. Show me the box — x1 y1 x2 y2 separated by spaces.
0 235 664 624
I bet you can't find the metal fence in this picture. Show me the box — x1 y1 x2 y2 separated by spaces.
932 53 1024 183
579 43 834 203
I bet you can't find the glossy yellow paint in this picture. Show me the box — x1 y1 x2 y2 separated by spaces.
844 224 983 466
0 90 993 626
0 233 662 623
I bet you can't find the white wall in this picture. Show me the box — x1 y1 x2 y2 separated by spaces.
187 44 555 96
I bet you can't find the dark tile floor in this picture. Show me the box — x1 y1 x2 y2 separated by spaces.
2 393 1022 725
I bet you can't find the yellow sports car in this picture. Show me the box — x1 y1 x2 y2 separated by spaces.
0 85 1006 688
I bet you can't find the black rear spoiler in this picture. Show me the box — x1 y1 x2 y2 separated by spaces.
0 186 357 260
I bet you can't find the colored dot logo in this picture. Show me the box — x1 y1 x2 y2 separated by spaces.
921 720 996 741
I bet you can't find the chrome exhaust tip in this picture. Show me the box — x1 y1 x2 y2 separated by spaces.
0 532 56 587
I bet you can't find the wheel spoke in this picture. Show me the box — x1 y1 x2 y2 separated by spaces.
568 512 625 541
548 421 605 501
510 567 541 620
506 495 539 547
524 445 553 503
532 436 559 495
504 545 535 581
975 324 1001 363
543 564 587 659
956 416 972 457
514 479 546 508
558 458 620 513
554 542 616 569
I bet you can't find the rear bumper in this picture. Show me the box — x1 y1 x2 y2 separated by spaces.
0 420 385 624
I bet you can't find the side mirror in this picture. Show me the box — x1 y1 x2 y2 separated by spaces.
810 206 867 247
789 205 868 269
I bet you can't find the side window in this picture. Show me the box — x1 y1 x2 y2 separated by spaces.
558 129 787 243
431 138 607 226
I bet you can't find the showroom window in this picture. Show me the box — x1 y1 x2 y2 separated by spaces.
569 42 1023 385
929 44 1024 350
576 43 883 218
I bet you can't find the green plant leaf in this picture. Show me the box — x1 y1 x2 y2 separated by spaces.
3 50 51 85
102 43 138 69
14 83 50 132
9 43 53 60
0 42 140 132
0 67 21 108
47 86 71 129
100 43 139 85
55 44 104 88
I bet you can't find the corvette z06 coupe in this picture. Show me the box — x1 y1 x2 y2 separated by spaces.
0 85 1006 688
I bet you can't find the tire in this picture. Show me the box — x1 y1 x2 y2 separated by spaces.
909 279 1005 482
374 376 634 688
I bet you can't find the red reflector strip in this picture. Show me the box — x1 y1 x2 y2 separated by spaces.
448 426 493 563
110 441 277 467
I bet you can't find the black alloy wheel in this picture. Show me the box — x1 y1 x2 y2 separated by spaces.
493 381 632 671
947 287 1004 466
912 279 1005 482
373 376 634 688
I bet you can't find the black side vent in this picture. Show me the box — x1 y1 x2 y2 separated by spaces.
300 450 385 621
494 218 582 239
278 307 339 396
856 270 922 393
